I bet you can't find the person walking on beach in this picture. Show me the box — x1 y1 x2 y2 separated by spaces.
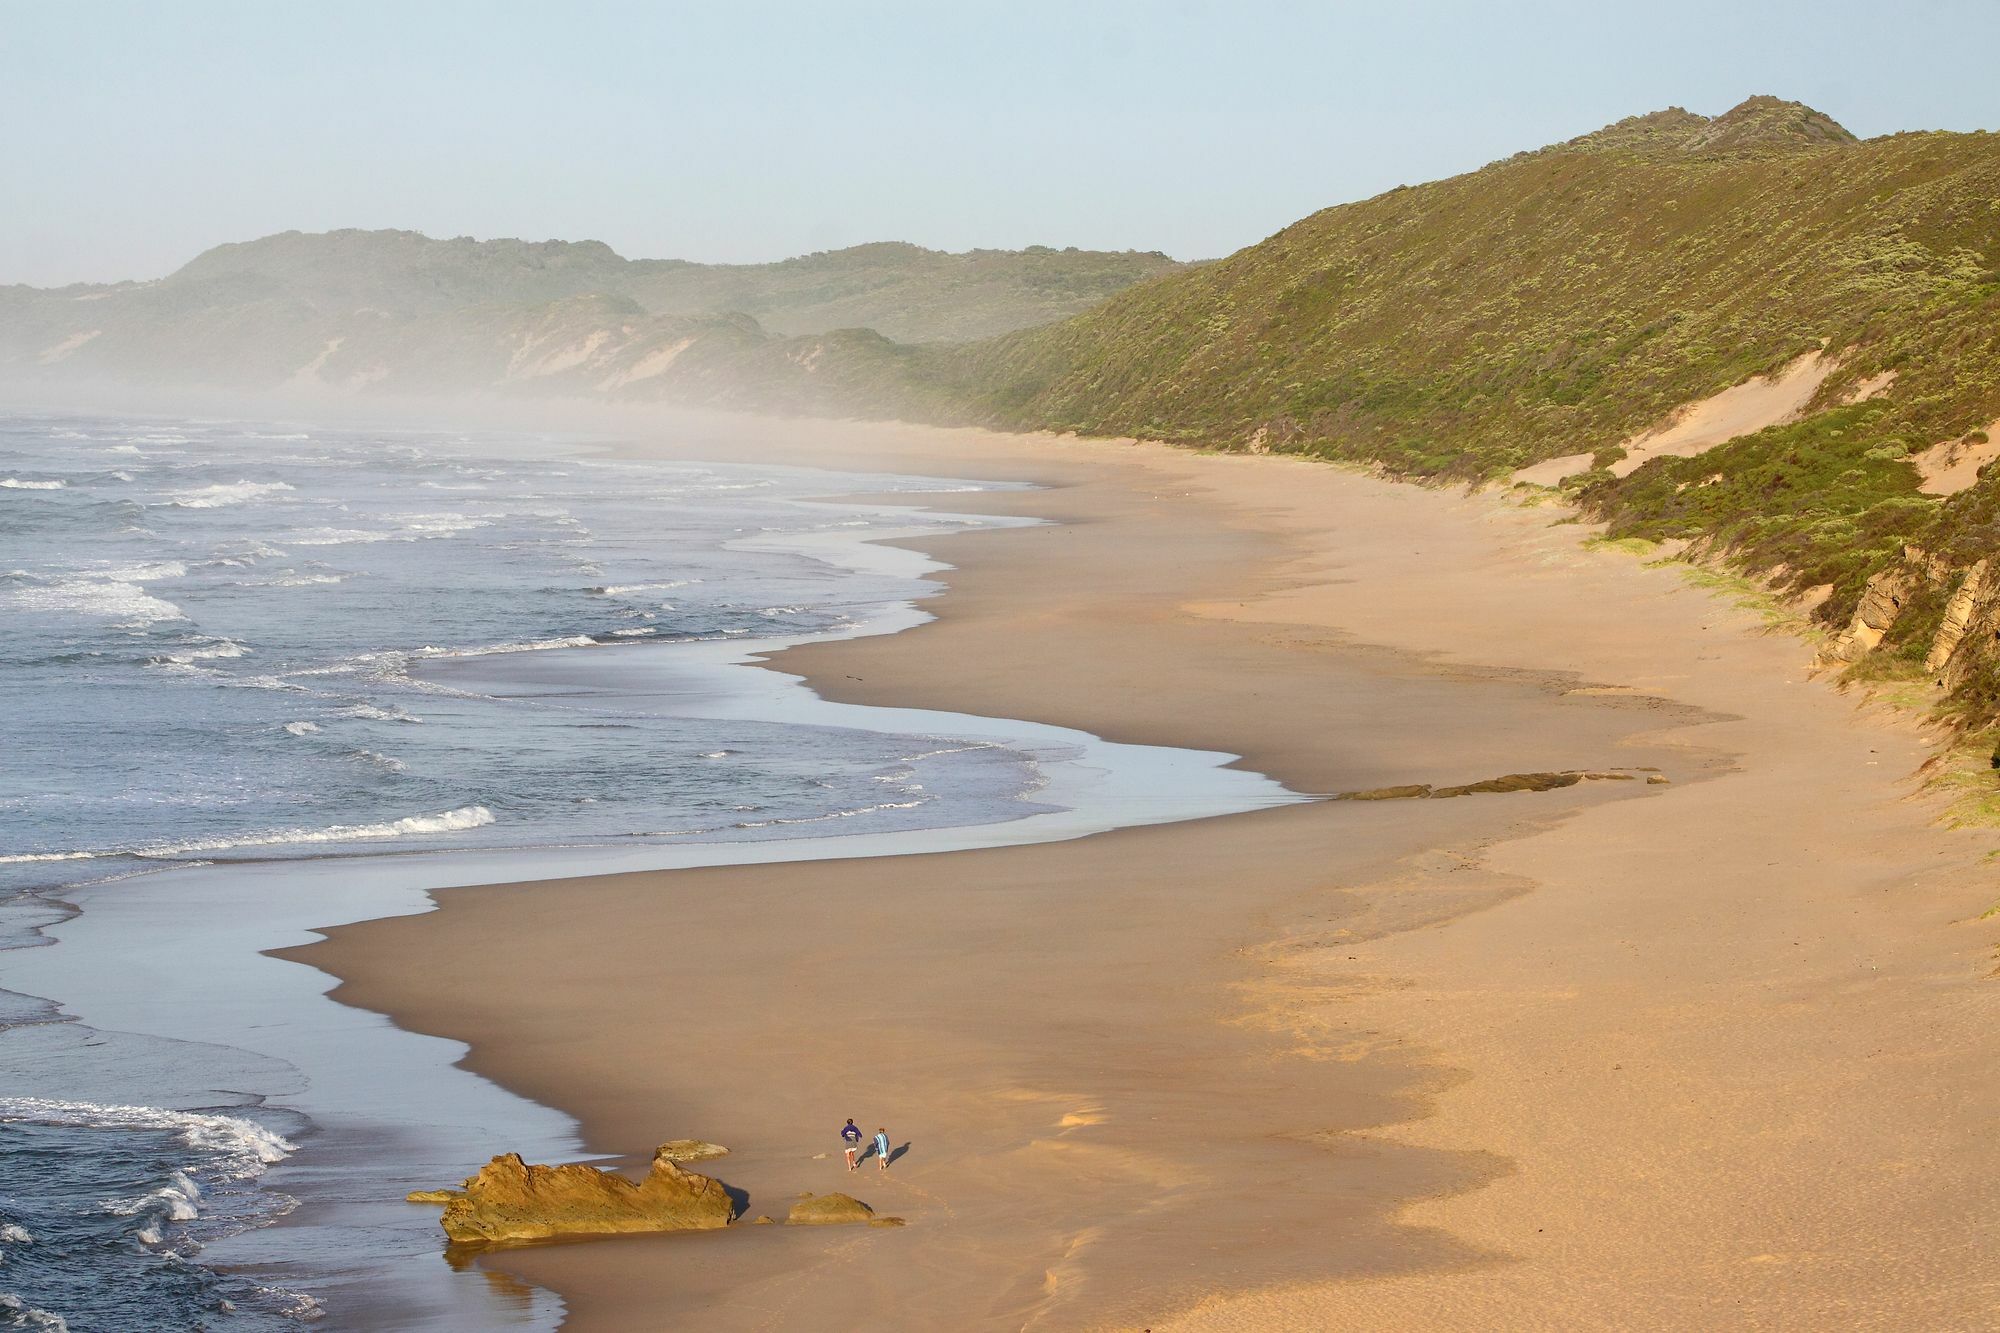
874 1126 892 1172
841 1118 863 1171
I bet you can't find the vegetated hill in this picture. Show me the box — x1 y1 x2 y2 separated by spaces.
797 96 1998 740
0 230 1181 391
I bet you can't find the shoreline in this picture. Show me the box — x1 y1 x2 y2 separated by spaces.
299 417 2000 1328
0 436 1290 1328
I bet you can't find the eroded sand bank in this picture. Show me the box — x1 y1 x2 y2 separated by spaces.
294 419 2000 1329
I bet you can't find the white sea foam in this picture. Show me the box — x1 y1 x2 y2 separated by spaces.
166 480 295 509
107 1170 203 1229
281 721 320 737
92 561 186 583
0 1294 70 1331
335 702 423 723
261 572 346 587
594 578 695 595
733 798 929 831
150 638 249 667
135 805 496 856
284 527 392 546
386 511 489 536
0 1227 30 1246
347 750 407 773
1 576 184 625
0 806 495 865
0 479 64 490
0 1100 294 1178
411 635 597 659
109 444 143 455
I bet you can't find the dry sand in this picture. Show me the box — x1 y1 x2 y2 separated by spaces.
294 419 2000 1329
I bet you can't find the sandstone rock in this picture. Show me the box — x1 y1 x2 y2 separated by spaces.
787 1192 875 1226
654 1140 730 1163
1821 562 1922 663
868 1216 908 1228
406 1188 463 1205
1646 773 1672 785
1928 561 1990 677
438 1149 735 1244
749 1215 775 1225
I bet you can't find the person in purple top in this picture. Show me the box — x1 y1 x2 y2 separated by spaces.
841 1118 863 1171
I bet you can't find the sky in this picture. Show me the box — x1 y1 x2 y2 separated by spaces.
4 0 1998 286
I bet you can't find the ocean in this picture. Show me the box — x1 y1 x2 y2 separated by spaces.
0 409 1290 1329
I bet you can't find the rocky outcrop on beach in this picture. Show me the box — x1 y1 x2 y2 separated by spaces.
654 1140 731 1163
788 1192 902 1226
436 1144 736 1244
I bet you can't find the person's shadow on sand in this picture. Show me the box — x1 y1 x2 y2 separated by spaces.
857 1141 912 1167
887 1142 911 1166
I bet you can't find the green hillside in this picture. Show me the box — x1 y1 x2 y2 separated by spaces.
804 97 2000 737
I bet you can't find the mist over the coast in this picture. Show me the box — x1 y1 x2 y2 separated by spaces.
5 3 2000 1330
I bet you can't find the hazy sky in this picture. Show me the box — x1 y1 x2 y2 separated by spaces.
5 0 1998 286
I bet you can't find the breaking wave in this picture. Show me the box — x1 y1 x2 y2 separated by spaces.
0 806 496 865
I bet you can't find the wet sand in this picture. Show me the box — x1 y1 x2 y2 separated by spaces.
295 419 2000 1329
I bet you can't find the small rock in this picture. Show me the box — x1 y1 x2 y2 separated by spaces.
787 1192 875 1226
406 1189 462 1205
868 1216 908 1228
1646 774 1671 785
749 1215 775 1225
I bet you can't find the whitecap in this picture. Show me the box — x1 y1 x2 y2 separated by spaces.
334 702 422 724
281 721 320 737
0 576 184 626
385 512 490 536
284 527 392 546
166 480 295 509
130 805 496 857
0 1099 294 1177
149 638 249 667
0 479 64 490
0 1226 30 1246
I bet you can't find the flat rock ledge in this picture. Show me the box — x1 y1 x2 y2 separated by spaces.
1335 769 1658 801
437 1143 735 1244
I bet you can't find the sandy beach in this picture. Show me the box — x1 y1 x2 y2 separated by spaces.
294 418 2000 1329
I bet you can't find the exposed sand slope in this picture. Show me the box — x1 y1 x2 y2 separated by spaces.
1607 349 1837 477
1916 421 2000 496
296 418 2000 1330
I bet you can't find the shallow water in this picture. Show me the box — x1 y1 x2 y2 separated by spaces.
0 410 1295 1328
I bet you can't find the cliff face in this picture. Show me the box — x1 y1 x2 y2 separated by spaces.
1822 549 2000 706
